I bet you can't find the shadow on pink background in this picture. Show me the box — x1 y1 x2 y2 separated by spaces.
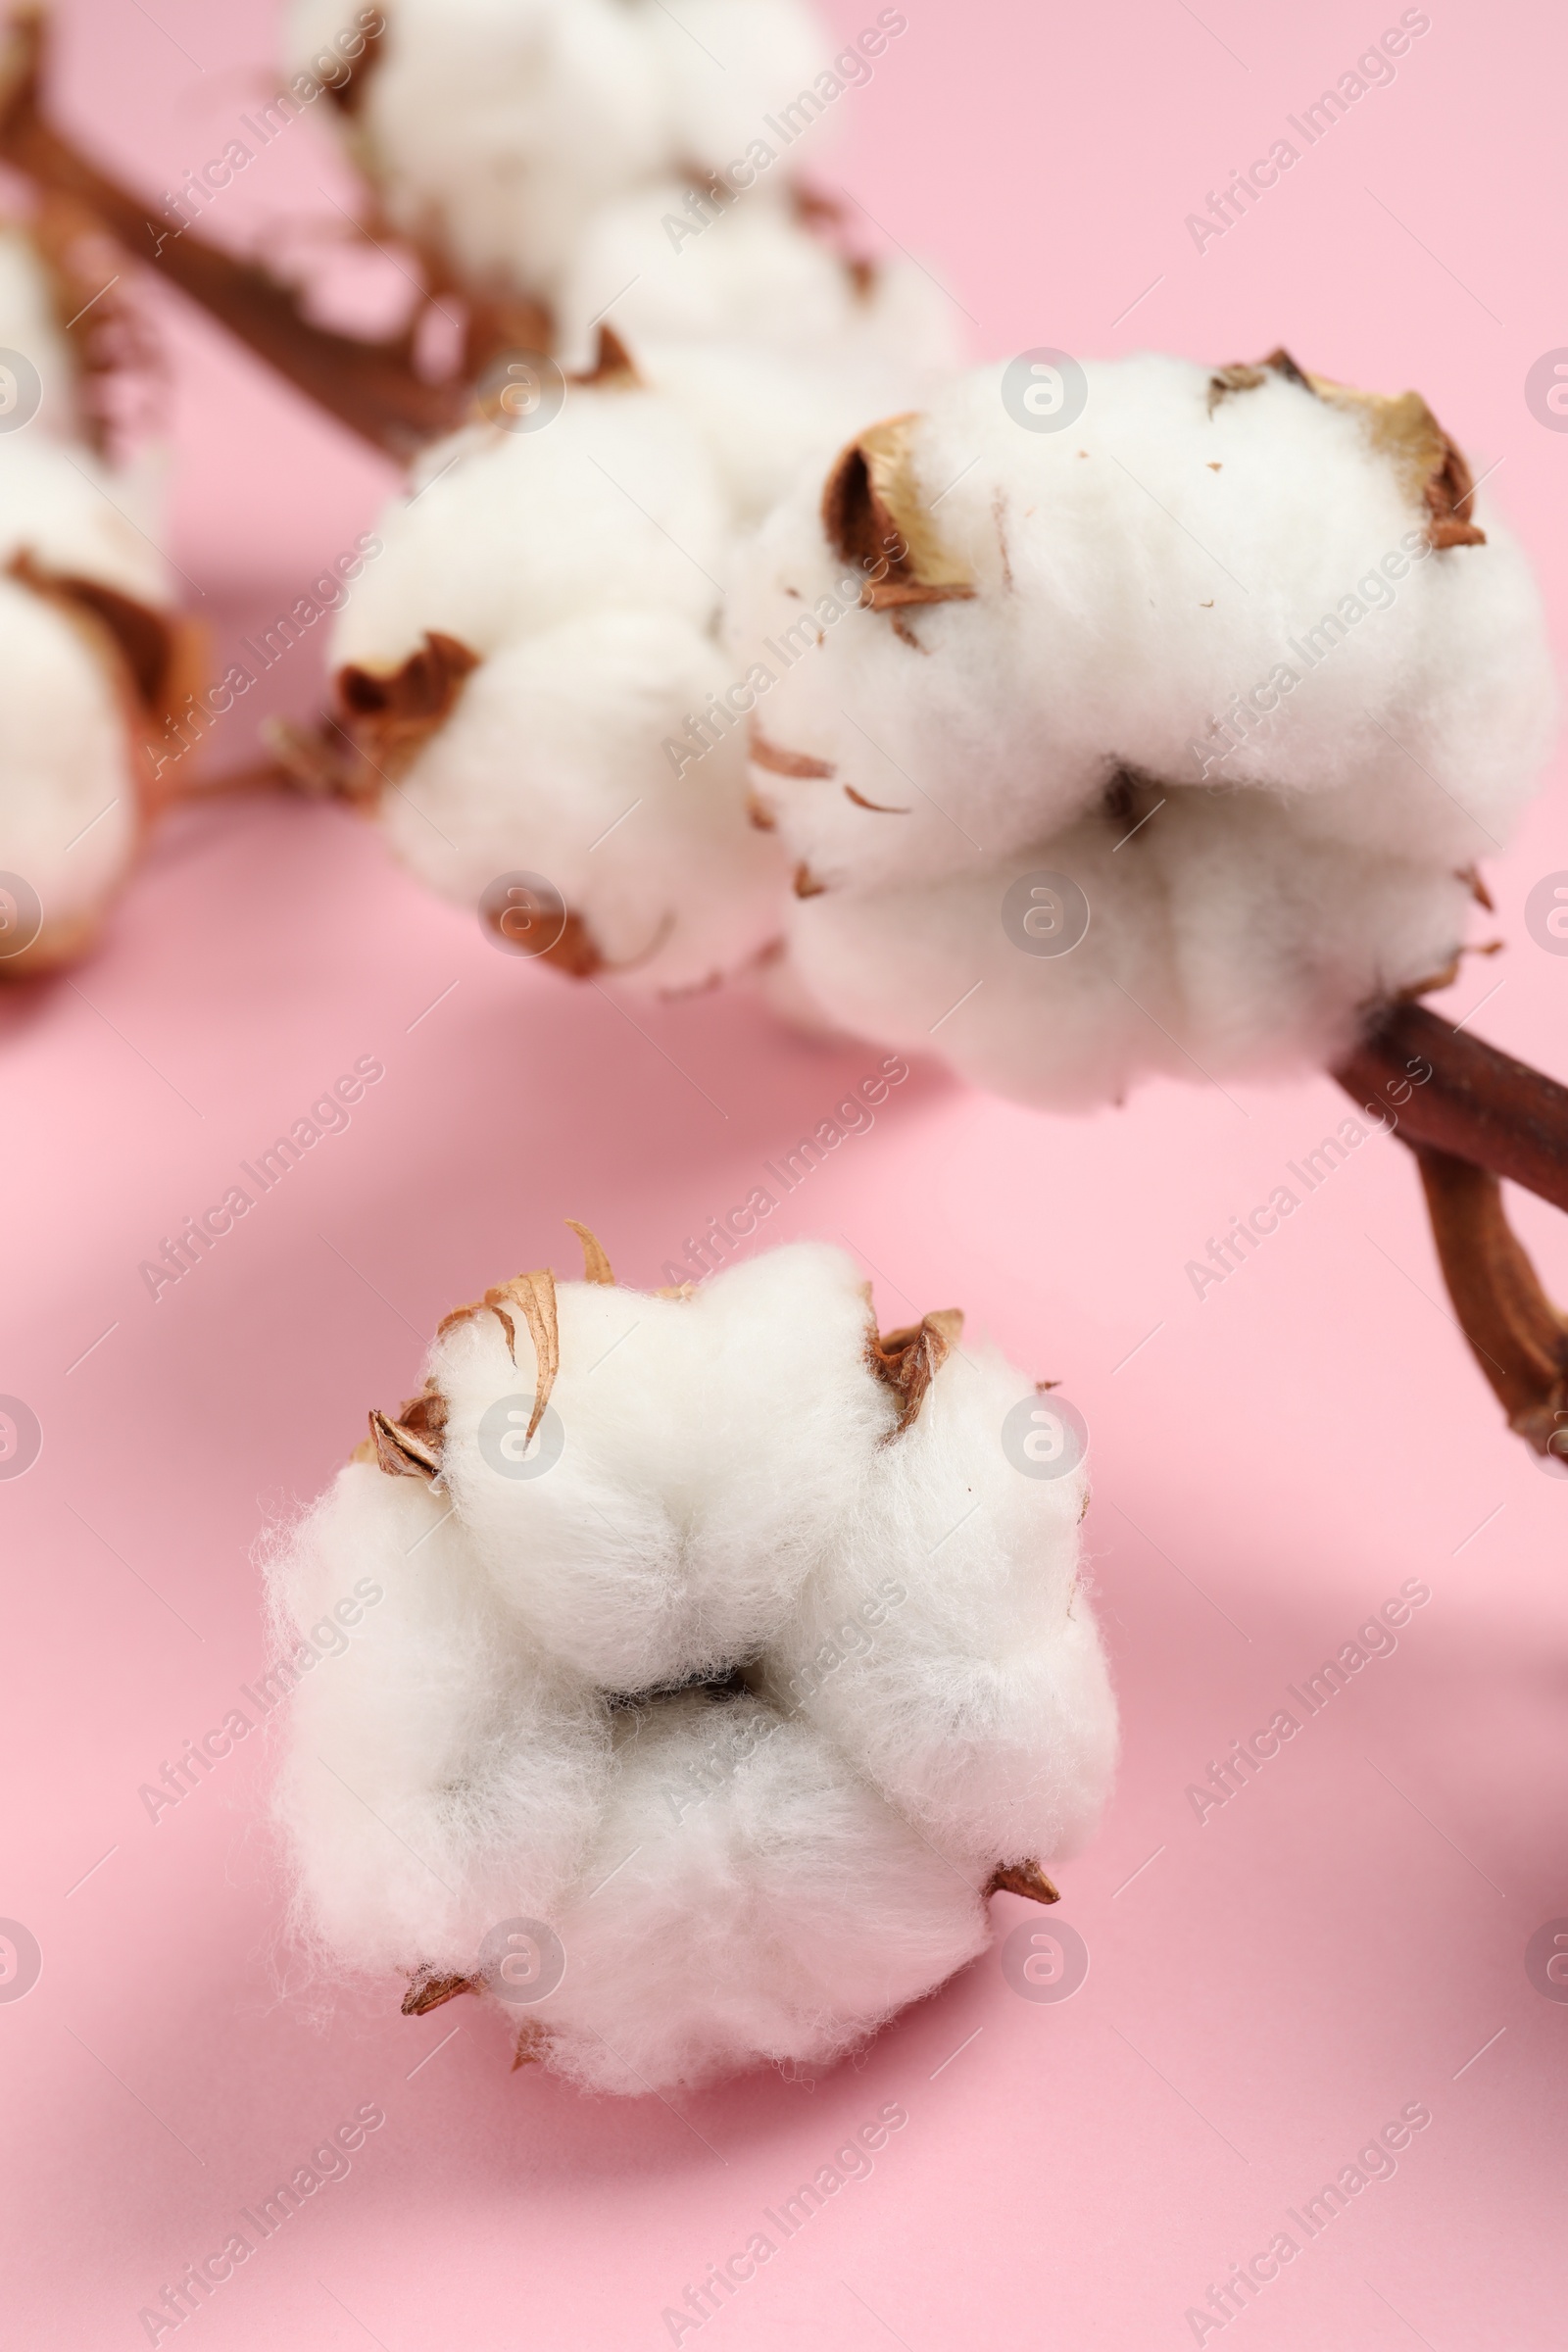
1 2 1565 2345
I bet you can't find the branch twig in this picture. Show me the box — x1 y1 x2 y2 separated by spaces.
0 5 536 457
1334 1000 1568 1457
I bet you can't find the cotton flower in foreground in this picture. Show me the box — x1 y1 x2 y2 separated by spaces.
0 219 194 978
267 1230 1117 2095
727 348 1556 1106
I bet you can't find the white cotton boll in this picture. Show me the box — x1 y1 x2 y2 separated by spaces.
558 181 874 366
646 0 832 174
334 389 727 670
637 339 920 535
733 354 1554 902
271 1238 1116 2089
773 813 1176 1110
530 1690 991 2095
758 1335 1115 1867
0 433 167 602
380 612 785 990
773 777 1488 1105
430 1245 886 1691
268 1463 612 1975
287 0 670 296
0 224 75 439
0 574 141 957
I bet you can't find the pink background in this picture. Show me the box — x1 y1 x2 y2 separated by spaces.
3 1 1566 2344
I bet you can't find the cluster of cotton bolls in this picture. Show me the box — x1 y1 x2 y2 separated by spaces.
285 0 949 372
267 1230 1117 2095
0 217 188 978
291 0 960 991
725 349 1557 1108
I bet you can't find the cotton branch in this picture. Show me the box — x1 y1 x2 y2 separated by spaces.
1334 1000 1568 1456
0 5 545 457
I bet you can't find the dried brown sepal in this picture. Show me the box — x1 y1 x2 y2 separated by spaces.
368 1407 441 1482
750 728 834 779
439 1268 562 1444
569 324 640 390
793 863 827 900
321 13 385 116
656 1282 695 1301
0 8 472 458
844 783 910 814
745 792 778 832
512 2020 550 2071
986 1861 1061 1905
1413 1147 1568 1456
9 551 180 713
336 631 481 786
1457 864 1495 912
867 1307 963 1438
1206 347 1485 546
395 1386 449 1448
401 1971 479 2017
565 1220 614 1286
536 909 606 979
821 414 976 612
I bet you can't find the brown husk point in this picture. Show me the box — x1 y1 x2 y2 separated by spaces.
867 1307 963 1437
986 1861 1061 1905
822 414 976 612
1207 346 1485 548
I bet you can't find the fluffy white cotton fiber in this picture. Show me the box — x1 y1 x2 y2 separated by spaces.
328 376 789 991
0 229 178 976
728 350 1556 1101
267 1234 1117 2094
288 0 834 309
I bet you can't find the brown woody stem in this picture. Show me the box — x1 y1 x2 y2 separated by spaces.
0 7 472 456
1412 1148 1568 1453
1334 1000 1568 1456
1333 998 1568 1214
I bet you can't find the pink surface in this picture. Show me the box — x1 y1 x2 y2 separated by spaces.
2 1 1566 2345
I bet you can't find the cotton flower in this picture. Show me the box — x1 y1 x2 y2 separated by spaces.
267 1230 1117 2095
726 349 1556 1106
286 0 834 307
309 334 944 992
0 220 189 978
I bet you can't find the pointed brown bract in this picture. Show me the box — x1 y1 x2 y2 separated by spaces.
401 1971 479 2017
822 415 976 613
867 1307 963 1438
336 630 481 790
793 863 827 900
1205 347 1485 547
438 1267 561 1446
566 1221 615 1286
844 783 910 814
569 324 640 390
512 2019 550 2071
533 908 605 979
986 1861 1061 1905
368 1407 441 1482
750 727 835 779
